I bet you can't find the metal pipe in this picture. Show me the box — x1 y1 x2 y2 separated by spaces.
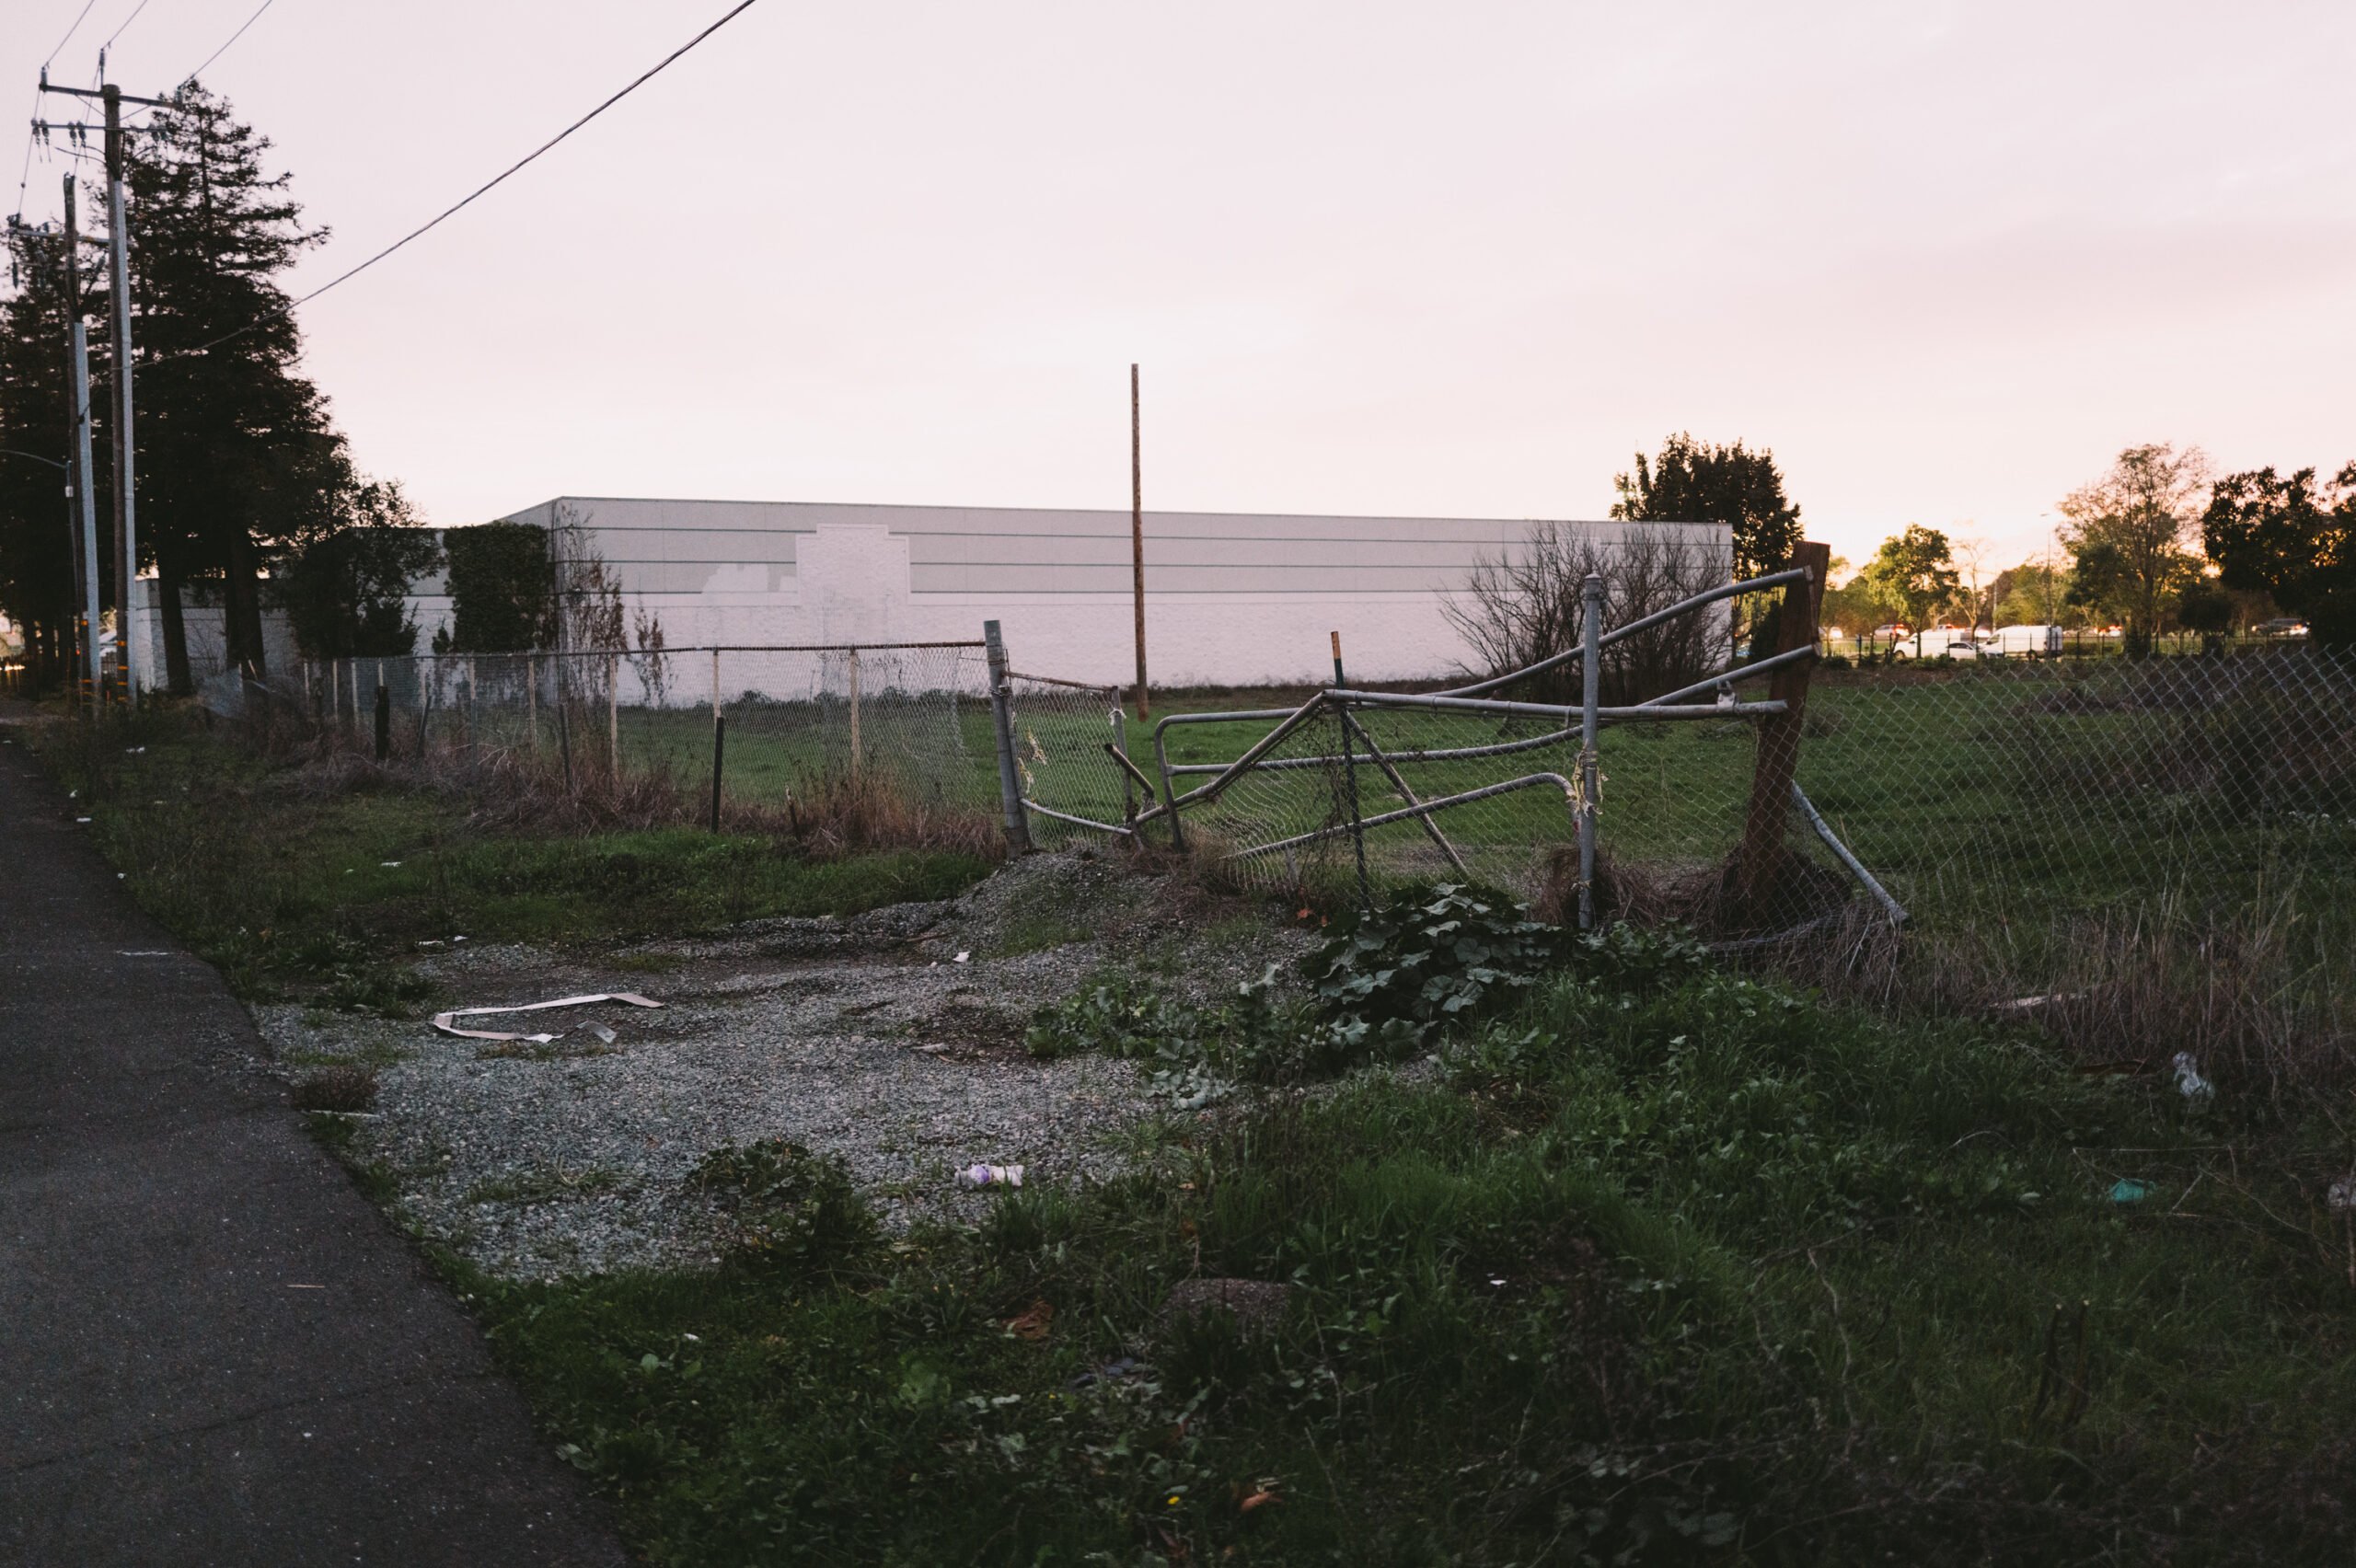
1637 643 1817 709
1342 708 1470 877
1102 740 1159 799
1162 690 1334 810
1333 632 1369 906
1228 772 1578 862
983 620 1031 854
1329 688 1784 722
1577 573 1602 929
1022 798 1138 837
1433 566 1811 698
1790 782 1908 927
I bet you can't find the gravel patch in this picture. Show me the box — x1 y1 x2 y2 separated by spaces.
255 852 1305 1283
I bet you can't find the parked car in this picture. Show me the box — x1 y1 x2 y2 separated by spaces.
1890 628 1981 660
2256 617 2311 639
1867 623 1910 641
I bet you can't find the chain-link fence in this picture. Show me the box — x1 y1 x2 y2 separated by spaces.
287 641 999 817
1002 671 1142 848
1004 584 2355 981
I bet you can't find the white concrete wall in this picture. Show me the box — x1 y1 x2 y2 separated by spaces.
437 499 1730 689
127 580 298 691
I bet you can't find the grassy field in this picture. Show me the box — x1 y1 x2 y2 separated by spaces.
25 711 994 1006
18 704 2356 1563
457 940 2356 1566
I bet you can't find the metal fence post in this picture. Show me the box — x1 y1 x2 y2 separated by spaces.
607 651 620 779
984 620 1032 855
1577 574 1602 929
848 647 862 786
710 647 725 831
1333 631 1370 907
374 674 390 763
1109 705 1136 828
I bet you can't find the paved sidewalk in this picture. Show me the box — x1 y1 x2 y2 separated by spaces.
0 727 630 1567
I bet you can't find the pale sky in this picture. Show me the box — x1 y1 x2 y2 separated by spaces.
10 0 2353 571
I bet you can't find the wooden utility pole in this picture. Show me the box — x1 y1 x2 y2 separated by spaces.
1130 363 1148 721
61 173 87 706
41 73 169 704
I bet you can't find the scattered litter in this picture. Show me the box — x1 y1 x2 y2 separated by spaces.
75 816 90 824
915 1043 950 1055
118 950 171 957
957 1162 1024 1189
1004 1298 1055 1340
2108 1179 2153 1204
380 859 402 868
1069 1356 1145 1389
1240 1485 1282 1514
123 745 146 755
452 935 468 943
2170 1052 2214 1104
584 1021 618 1045
953 951 971 963
115 871 125 879
432 991 664 1043
416 940 444 950
2329 1176 2356 1211
287 1283 325 1290
1996 990 2091 1013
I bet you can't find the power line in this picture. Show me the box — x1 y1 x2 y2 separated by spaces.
178 0 275 88
101 0 158 55
44 0 107 69
159 0 762 363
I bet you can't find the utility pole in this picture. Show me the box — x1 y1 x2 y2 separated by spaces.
72 321 104 701
42 72 169 706
61 173 96 705
1130 363 1148 721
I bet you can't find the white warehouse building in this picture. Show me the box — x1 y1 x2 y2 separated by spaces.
398 498 1729 688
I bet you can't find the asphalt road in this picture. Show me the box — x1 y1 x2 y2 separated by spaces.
0 721 630 1567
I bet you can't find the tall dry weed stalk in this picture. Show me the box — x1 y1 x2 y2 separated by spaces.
1763 886 2354 1114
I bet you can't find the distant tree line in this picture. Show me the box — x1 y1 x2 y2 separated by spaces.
1821 443 2352 655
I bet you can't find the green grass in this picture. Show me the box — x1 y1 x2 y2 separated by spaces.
461 952 2356 1564
32 715 996 1003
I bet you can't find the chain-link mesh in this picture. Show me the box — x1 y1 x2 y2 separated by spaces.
1172 701 1587 902
1004 673 1139 847
295 643 996 814
1111 649 2356 951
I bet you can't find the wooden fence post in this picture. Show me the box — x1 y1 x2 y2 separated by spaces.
1733 541 1831 917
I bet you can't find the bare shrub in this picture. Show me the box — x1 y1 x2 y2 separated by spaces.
760 769 1004 861
1442 522 1731 705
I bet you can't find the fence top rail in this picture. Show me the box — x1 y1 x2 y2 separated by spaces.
306 640 986 664
1329 686 1785 722
1006 670 1123 693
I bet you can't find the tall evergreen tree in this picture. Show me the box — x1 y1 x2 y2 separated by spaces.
1611 432 1804 584
126 81 344 685
0 213 91 686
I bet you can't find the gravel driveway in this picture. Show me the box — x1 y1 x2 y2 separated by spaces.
254 854 1298 1280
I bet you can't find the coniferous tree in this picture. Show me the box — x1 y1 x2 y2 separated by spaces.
126 81 345 685
1611 432 1804 585
0 215 88 686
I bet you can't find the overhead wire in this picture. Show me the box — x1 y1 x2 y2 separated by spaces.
176 0 275 91
101 0 159 55
43 0 107 68
156 0 762 362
